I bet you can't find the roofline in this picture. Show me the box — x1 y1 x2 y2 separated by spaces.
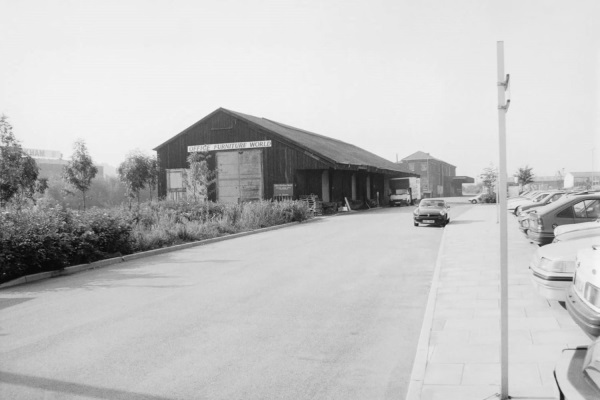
154 108 412 174
401 152 456 168
153 107 226 151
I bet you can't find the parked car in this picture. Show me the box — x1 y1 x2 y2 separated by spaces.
389 188 413 206
508 191 554 214
508 190 541 205
469 193 486 204
526 193 600 245
553 219 600 243
517 192 566 234
514 191 565 215
529 236 600 302
566 245 600 338
413 199 450 227
509 190 531 199
554 338 600 400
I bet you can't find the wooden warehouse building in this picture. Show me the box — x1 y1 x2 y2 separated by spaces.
154 108 417 205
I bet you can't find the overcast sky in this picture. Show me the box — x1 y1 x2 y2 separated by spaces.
1 0 599 179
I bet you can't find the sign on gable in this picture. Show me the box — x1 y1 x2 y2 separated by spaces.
188 141 272 153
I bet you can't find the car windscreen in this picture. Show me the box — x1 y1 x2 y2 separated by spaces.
420 201 444 208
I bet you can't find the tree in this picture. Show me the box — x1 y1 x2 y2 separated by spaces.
184 151 216 201
0 115 42 208
43 175 127 209
118 150 151 207
63 139 98 211
146 154 159 202
480 164 498 195
514 165 535 189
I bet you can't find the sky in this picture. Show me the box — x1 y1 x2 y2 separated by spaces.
1 0 599 179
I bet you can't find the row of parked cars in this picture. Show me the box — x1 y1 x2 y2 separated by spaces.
508 189 600 398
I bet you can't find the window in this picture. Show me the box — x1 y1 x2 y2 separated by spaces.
571 200 600 219
557 206 574 218
584 200 600 218
573 201 588 218
166 169 187 201
421 163 428 172
408 163 415 172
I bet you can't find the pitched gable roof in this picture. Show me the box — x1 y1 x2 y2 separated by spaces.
225 109 413 173
156 108 414 175
401 151 455 167
402 151 439 161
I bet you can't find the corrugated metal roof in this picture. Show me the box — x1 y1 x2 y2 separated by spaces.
154 108 419 177
227 109 412 171
156 108 414 174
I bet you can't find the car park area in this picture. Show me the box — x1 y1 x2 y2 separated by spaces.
410 200 595 400
513 192 600 399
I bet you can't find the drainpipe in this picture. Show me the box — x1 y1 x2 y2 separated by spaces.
427 158 430 197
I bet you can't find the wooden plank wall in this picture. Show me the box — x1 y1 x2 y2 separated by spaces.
156 110 329 200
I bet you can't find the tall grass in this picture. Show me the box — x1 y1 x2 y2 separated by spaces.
129 200 311 251
0 199 313 283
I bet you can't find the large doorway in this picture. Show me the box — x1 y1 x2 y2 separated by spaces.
217 150 263 203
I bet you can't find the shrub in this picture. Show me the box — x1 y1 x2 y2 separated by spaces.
1 199 312 284
0 206 133 283
483 193 497 203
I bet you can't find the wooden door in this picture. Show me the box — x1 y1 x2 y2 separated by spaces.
217 150 263 203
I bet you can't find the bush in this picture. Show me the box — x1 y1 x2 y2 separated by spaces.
483 193 497 203
1 199 312 284
129 200 311 252
0 206 133 283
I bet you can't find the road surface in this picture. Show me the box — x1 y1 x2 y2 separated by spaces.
0 204 469 399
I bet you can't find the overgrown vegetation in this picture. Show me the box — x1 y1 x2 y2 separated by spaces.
118 151 159 206
0 115 47 208
0 199 312 284
62 139 98 211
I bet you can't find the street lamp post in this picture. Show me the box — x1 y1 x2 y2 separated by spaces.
497 41 510 400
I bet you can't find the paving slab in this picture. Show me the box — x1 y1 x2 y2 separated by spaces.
407 204 591 400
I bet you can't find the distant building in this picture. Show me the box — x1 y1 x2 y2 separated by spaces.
564 172 600 190
399 151 473 197
527 176 564 191
22 148 103 180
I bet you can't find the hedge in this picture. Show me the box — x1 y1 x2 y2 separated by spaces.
1 200 312 284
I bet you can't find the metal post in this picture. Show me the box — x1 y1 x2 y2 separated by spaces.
593 148 596 188
497 41 509 400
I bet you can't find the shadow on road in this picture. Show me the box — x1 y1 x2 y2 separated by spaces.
0 297 34 311
0 370 175 400
446 220 485 225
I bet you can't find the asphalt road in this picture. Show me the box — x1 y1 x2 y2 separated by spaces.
0 203 469 400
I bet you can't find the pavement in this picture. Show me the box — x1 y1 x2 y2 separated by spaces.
406 202 591 400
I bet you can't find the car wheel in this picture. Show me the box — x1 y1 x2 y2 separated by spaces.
414 222 418 227
470 200 476 204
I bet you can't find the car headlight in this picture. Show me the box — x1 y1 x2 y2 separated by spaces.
413 209 419 215
538 257 575 273
439 210 446 216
